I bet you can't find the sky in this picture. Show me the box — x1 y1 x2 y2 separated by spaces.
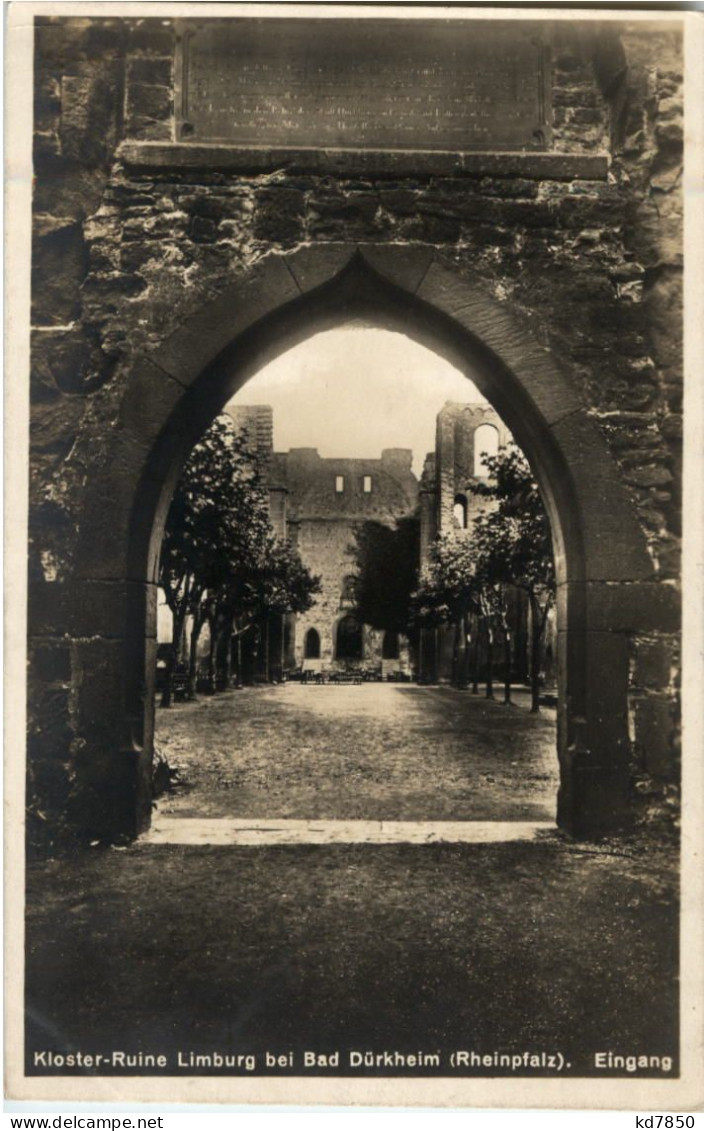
227 326 487 476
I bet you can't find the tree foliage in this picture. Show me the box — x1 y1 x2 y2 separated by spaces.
411 533 480 629
413 444 556 709
470 445 555 600
159 416 319 702
247 536 322 619
351 514 420 637
160 416 270 619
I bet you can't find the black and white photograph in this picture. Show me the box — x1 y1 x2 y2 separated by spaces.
5 1 703 1110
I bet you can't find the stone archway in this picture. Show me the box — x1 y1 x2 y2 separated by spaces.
70 243 665 840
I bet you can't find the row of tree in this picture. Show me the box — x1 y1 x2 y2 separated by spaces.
158 416 320 706
353 447 556 712
160 419 555 712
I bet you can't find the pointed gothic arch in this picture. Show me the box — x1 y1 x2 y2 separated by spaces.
71 244 664 839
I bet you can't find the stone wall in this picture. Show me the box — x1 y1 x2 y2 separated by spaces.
28 16 683 840
432 402 512 537
270 449 418 670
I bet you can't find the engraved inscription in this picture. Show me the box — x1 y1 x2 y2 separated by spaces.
178 20 550 151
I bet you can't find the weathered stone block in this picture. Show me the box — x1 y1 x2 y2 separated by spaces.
356 244 436 293
127 56 172 87
30 641 72 683
30 392 85 468
378 187 419 215
27 577 73 638
127 25 174 55
634 694 675 777
188 215 219 243
59 70 121 166
27 685 73 760
632 638 676 690
655 119 683 147
125 84 172 130
549 412 656 582
121 211 189 240
624 463 673 488
284 243 358 293
70 580 159 639
418 213 462 244
32 217 89 325
557 195 627 229
81 270 148 299
478 177 540 199
253 187 305 243
557 581 680 634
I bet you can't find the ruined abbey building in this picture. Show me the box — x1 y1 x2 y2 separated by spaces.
228 404 419 677
216 401 548 686
29 16 683 839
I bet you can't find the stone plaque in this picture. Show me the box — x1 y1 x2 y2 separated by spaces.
177 19 551 151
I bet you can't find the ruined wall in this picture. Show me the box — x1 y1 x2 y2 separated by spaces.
433 402 512 536
272 450 418 669
29 16 683 838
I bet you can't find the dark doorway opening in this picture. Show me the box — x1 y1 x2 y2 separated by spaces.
336 615 363 661
304 628 321 660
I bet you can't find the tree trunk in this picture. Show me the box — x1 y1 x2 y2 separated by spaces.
280 614 286 681
471 617 480 694
264 616 271 683
503 628 512 704
463 626 472 689
160 608 185 708
452 617 462 687
457 613 470 689
187 611 205 700
485 624 494 700
235 632 243 688
418 627 424 684
222 623 233 688
530 597 542 714
205 617 216 694
160 648 174 709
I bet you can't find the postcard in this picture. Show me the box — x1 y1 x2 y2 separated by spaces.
5 1 703 1110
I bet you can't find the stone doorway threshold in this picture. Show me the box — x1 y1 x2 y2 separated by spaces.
142 816 555 846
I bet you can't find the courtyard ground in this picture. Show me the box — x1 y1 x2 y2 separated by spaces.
25 685 678 1079
153 683 559 822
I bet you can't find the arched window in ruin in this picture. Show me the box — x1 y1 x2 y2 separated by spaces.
453 493 468 529
336 615 363 661
382 630 400 660
304 628 321 660
474 422 499 477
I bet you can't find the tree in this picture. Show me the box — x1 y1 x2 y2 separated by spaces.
471 512 518 704
220 535 321 685
352 514 420 638
158 417 271 706
470 445 556 712
410 533 482 688
411 445 555 706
